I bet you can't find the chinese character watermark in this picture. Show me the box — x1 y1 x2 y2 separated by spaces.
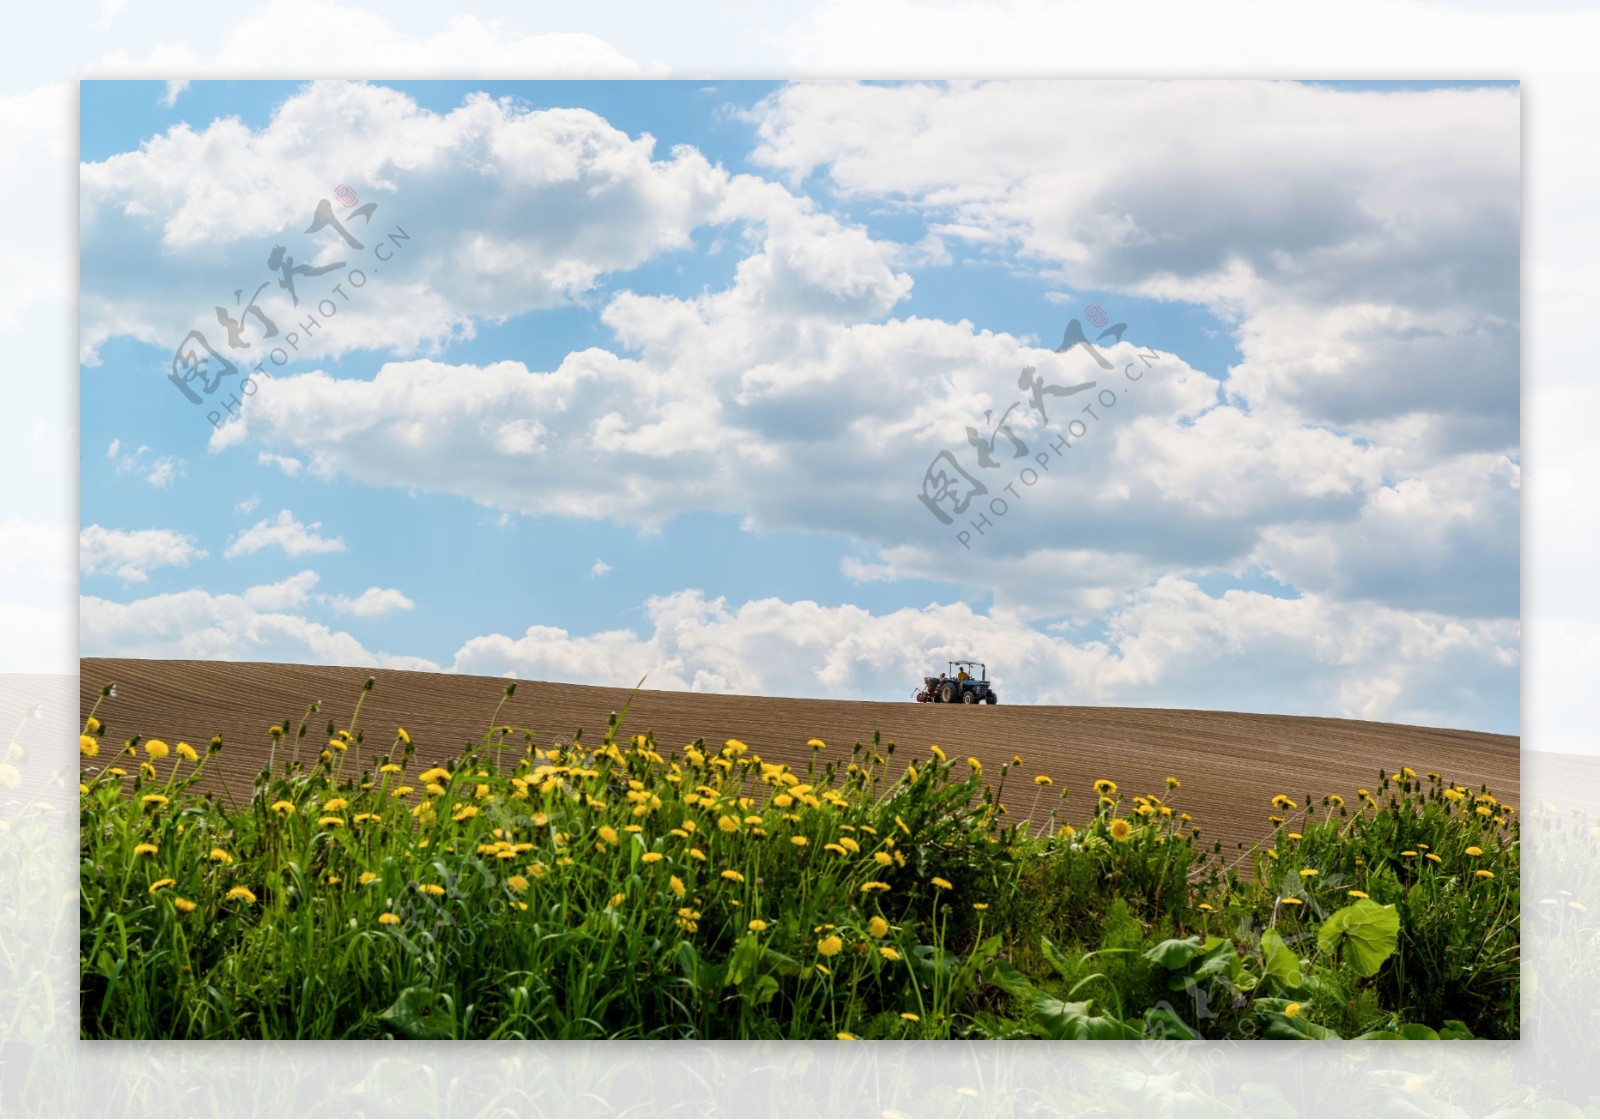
166 187 413 429
917 308 1158 547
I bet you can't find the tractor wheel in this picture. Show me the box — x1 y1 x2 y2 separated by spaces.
961 688 978 704
984 694 998 705
939 681 958 703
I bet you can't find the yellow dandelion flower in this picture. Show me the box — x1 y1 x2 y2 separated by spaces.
836 1031 856 1040
318 816 346 829
598 825 619 846
807 738 826 750
396 728 411 746
894 815 910 835
929 745 946 763
1475 869 1495 879
323 798 349 812
670 875 686 897
133 842 158 856
640 852 665 865
1465 845 1484 856
140 794 169 807
452 805 478 822
1166 776 1181 789
209 848 233 864
748 919 769 932
818 934 844 957
1299 868 1318 878
420 883 446 896
791 835 809 847
900 1012 920 1022
1401 850 1418 857
144 739 170 760
173 897 197 914
1109 818 1132 842
966 757 982 774
1034 775 1052 786
1347 890 1369 899
1284 1002 1301 1018
609 892 626 908
80 734 99 757
1425 853 1442 864
1094 779 1118 797
175 742 199 762
225 886 257 904
379 912 401 925
1198 903 1214 912
873 851 893 866
1281 897 1303 907
931 877 953 891
868 915 889 938
880 946 902 961
973 903 989 911
860 881 890 893
717 815 739 833
721 869 745 883
148 878 176 893
358 871 378 886
1402 767 1417 780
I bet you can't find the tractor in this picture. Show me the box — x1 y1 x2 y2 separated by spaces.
914 660 998 705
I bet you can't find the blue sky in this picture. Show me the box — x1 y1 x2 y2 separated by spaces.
78 79 1521 733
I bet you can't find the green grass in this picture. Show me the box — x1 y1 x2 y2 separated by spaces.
77 679 1520 1040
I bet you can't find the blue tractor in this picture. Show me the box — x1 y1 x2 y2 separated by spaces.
914 660 998 705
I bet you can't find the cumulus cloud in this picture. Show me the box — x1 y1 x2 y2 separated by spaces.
79 525 207 583
590 560 613 578
224 509 345 559
326 586 415 618
747 80 1519 448
448 581 1517 732
109 442 186 489
78 81 800 366
81 569 435 668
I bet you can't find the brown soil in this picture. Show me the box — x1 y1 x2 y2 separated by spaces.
79 658 1520 857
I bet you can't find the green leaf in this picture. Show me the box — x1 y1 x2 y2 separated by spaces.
379 986 454 1040
982 957 1034 998
1039 935 1075 982
1141 1006 1200 1040
1144 936 1204 970
1315 899 1401 978
1259 929 1303 992
1031 995 1143 1040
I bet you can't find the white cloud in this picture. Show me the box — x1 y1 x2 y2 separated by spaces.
747 80 1519 448
159 79 188 107
224 509 345 559
109 442 186 489
79 81 760 365
81 570 434 668
87 1 658 83
235 495 259 514
589 560 612 578
447 582 1518 732
326 586 415 618
79 524 207 583
257 452 304 477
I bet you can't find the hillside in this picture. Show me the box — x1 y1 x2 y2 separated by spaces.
78 658 1520 857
